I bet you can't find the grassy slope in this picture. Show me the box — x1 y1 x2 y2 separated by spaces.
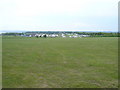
2 37 118 88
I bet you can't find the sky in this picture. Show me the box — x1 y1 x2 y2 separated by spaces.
0 0 119 32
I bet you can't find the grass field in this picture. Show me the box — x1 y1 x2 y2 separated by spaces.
2 36 118 88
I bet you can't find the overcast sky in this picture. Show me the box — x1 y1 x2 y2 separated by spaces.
0 0 119 32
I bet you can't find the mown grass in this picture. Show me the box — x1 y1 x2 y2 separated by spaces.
2 36 118 88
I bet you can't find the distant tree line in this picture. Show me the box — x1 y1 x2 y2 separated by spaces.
2 33 23 36
76 32 119 37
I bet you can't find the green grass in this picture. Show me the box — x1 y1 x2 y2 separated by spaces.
2 36 118 88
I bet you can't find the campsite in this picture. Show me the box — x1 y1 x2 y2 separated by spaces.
1 0 118 88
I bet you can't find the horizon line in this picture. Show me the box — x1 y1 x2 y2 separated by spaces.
0 30 118 33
